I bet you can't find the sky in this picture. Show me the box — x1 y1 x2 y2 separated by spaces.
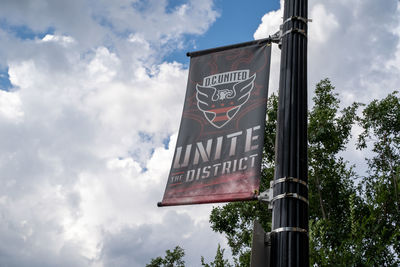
0 0 399 266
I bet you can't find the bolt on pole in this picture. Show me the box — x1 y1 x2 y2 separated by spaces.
271 0 309 266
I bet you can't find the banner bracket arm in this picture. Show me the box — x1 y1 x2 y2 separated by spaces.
269 28 282 48
269 30 281 44
187 36 274 57
258 188 273 209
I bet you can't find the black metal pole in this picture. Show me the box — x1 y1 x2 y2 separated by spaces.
271 0 308 266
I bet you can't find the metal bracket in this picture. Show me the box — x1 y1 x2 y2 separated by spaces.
251 220 272 267
258 188 273 202
257 188 273 210
269 30 282 44
264 231 272 245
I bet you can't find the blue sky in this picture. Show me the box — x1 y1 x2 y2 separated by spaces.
165 0 280 64
0 68 12 91
0 0 399 266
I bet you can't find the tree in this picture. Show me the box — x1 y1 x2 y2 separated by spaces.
307 79 361 265
201 244 232 267
150 83 400 266
356 91 400 266
209 79 361 266
146 246 185 267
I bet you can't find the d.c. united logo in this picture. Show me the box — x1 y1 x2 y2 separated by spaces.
196 70 256 128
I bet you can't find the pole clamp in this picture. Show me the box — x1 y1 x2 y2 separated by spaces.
270 176 308 189
271 192 309 205
283 16 312 26
281 28 307 38
272 227 308 235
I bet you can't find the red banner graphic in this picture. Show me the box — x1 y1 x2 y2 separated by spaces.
159 43 271 206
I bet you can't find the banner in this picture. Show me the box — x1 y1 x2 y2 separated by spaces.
159 43 271 206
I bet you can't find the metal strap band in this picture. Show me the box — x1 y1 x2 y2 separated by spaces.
272 227 308 234
283 16 309 25
281 28 307 38
271 193 309 205
271 177 308 189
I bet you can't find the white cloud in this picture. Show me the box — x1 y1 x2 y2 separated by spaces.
307 0 400 105
0 90 23 121
0 1 221 266
254 0 283 40
41 34 76 46
99 210 225 267
255 0 400 107
255 0 400 193
87 47 119 84
310 4 339 44
8 60 38 89
3 36 196 256
385 2 400 74
254 0 283 94
1 0 399 266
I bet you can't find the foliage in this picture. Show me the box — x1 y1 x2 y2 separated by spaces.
146 246 185 267
149 82 400 266
208 81 400 266
355 91 400 266
308 79 361 265
201 244 233 267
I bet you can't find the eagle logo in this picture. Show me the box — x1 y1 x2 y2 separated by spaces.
196 73 256 128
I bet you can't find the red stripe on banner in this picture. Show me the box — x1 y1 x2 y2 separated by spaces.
161 176 258 206
165 170 256 195
213 115 229 122
171 171 185 176
161 170 259 206
160 193 257 206
209 106 238 113
169 182 183 187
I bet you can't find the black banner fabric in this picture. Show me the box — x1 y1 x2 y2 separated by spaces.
160 43 271 206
